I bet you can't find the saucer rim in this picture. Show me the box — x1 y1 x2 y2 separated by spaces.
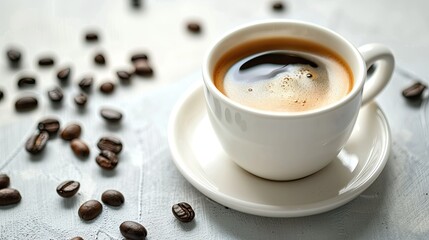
168 83 391 217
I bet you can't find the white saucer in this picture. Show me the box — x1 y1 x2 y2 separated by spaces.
168 84 391 217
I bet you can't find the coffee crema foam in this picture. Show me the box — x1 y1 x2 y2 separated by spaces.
214 38 353 112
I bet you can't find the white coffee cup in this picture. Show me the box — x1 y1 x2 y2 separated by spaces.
202 20 394 181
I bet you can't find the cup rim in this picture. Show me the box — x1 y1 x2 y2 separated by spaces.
202 19 366 118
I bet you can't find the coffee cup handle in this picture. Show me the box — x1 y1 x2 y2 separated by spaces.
358 43 395 106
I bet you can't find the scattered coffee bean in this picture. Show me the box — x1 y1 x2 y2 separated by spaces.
402 82 427 100
99 82 115 94
0 89 4 101
48 87 64 102
17 77 36 88
78 200 102 221
187 22 201 33
71 139 90 157
131 0 141 8
57 67 71 81
134 59 153 77
56 180 80 198
61 123 82 140
172 202 195 222
25 131 49 154
6 48 21 63
94 53 106 65
74 93 88 107
272 1 285 11
38 57 55 66
70 237 84 240
85 32 99 42
0 188 21 206
97 136 123 154
79 77 93 91
100 108 122 122
96 150 119 170
117 70 132 81
119 221 147 240
38 118 60 135
131 53 148 62
0 173 10 189
101 190 124 206
15 96 38 111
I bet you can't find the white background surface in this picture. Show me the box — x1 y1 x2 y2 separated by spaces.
0 0 428 239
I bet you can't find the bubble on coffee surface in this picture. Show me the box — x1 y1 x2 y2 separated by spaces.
222 50 350 112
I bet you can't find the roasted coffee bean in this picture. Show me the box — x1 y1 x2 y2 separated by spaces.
57 67 71 81
0 188 21 206
272 1 284 11
38 118 60 135
131 0 141 8
94 53 106 65
187 22 201 33
48 87 64 102
402 82 427 100
70 237 84 240
61 123 82 140
172 202 195 222
17 77 36 88
78 200 102 221
134 59 153 77
38 57 55 66
131 53 148 62
101 190 124 206
71 139 90 157
79 77 93 91
99 82 115 94
0 89 4 101
25 131 49 154
15 96 38 111
97 136 122 154
85 32 99 42
6 48 21 63
96 150 118 170
0 173 10 189
116 70 132 81
56 180 80 198
74 93 88 107
120 221 147 240
100 108 122 122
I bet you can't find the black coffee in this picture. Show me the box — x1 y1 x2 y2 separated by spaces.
214 37 353 112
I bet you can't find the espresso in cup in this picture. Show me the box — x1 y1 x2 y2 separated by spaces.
213 37 353 112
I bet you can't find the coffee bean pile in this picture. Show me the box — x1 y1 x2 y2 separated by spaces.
0 2 220 237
